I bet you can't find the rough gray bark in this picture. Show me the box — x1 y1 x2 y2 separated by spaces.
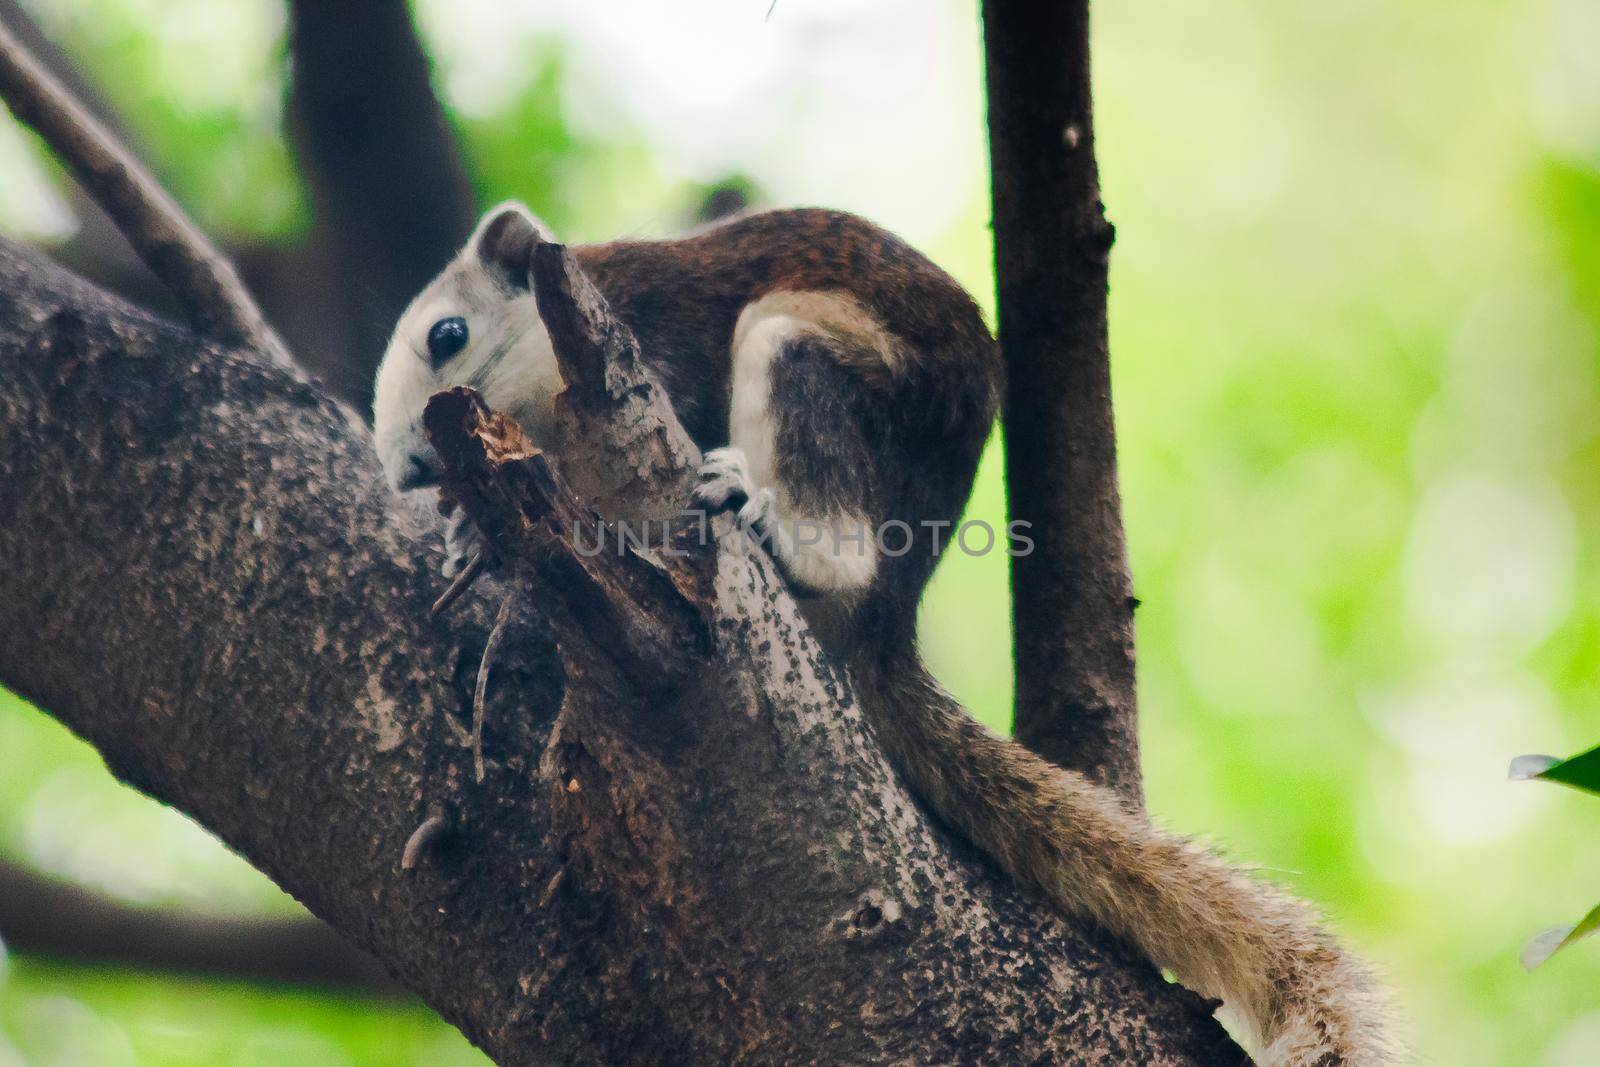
984 1 1143 800
0 238 1240 1065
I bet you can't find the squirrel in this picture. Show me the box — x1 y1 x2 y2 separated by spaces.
372 202 1396 1066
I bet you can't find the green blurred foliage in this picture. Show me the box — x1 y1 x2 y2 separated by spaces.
2 0 1600 1063
18 0 304 237
1 956 483 1067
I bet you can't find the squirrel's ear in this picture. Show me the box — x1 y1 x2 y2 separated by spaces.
469 201 553 292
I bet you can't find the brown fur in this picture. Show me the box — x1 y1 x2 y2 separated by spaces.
858 648 1397 1065
575 208 995 451
577 209 997 649
547 210 1395 1063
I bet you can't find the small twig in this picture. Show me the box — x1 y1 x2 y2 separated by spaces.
537 864 568 909
472 592 518 783
430 551 486 618
0 19 292 366
400 808 452 871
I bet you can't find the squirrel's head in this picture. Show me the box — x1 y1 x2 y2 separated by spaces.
372 201 562 495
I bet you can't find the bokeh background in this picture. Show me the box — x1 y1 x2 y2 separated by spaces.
2 0 1599 1063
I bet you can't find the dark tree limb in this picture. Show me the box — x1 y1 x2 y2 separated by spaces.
0 1 122 138
0 2 475 408
0 10 392 983
284 0 477 407
0 238 1240 1065
0 18 290 366
0 858 399 991
983 1 1142 800
0 0 174 314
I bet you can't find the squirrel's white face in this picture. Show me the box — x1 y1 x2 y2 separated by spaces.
372 202 563 495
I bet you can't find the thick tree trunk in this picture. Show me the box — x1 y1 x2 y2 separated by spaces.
984 1 1143 800
0 3 414 984
0 240 1239 1065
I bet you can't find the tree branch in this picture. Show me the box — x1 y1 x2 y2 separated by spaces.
0 0 167 308
0 238 1239 1064
284 0 477 407
0 18 290 366
0 858 399 991
0 1 124 139
0 1 471 408
983 2 1142 800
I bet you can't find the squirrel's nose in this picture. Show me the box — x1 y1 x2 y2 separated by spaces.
395 452 441 491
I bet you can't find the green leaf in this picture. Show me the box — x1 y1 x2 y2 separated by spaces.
1523 900 1600 969
1510 744 1600 796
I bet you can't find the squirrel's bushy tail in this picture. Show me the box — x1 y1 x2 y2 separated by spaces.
850 649 1397 1067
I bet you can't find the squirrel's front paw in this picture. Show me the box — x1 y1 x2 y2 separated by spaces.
693 447 757 511
443 506 488 577
736 486 777 532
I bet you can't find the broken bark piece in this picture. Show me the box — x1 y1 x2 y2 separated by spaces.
529 240 699 521
423 386 710 688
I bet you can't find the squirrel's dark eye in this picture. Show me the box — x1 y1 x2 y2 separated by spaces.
426 316 469 366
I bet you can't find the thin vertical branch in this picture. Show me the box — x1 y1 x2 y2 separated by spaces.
983 2 1141 801
285 0 477 406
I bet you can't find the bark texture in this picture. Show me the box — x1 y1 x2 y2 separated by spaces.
984 1 1143 800
0 239 1240 1065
